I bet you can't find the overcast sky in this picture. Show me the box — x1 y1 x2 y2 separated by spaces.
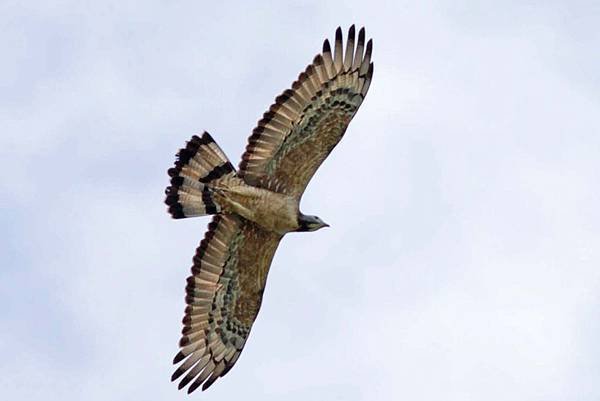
2 1 600 400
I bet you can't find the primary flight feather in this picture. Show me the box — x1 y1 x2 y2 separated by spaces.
164 26 374 393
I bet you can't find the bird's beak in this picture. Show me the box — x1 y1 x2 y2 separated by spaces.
323 223 330 228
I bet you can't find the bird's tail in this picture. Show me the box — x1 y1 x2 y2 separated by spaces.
165 132 236 219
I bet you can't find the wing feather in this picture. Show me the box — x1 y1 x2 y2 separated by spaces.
321 39 335 79
238 26 374 197
343 25 356 72
360 39 373 75
353 27 365 71
333 27 344 72
306 65 321 95
172 215 282 392
313 54 327 85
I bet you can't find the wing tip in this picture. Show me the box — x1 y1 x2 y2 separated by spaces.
201 377 217 392
173 351 186 365
366 38 373 54
178 377 191 390
358 27 365 43
171 367 184 382
188 381 202 393
322 38 331 54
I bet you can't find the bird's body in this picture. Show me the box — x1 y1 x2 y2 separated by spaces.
165 26 374 392
211 178 300 234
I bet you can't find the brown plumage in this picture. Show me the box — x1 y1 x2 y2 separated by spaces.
165 26 374 393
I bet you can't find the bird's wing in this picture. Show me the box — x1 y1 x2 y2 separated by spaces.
172 214 282 393
238 26 374 197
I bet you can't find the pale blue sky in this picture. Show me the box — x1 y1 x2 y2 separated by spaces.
2 1 600 400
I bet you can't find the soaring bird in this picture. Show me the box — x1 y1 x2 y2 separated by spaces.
164 26 373 393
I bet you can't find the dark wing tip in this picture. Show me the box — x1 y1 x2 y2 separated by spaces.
173 351 186 365
178 377 191 390
202 375 219 391
358 27 365 43
322 39 331 54
188 380 202 394
348 24 356 37
171 367 185 382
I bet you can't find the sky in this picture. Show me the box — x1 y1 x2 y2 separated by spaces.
1 1 600 400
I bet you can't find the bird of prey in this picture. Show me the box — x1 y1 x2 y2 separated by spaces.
164 26 373 393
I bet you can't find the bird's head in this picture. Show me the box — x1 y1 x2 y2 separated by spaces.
297 214 330 232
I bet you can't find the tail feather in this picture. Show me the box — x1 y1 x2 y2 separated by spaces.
165 132 235 219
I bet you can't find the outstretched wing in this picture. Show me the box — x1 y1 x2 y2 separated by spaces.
172 214 282 393
239 26 374 197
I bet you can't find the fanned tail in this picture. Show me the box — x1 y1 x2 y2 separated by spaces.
165 132 236 219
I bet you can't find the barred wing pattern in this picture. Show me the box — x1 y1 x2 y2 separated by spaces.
239 26 373 197
172 215 282 392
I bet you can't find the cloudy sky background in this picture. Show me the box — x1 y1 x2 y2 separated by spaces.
2 1 599 400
